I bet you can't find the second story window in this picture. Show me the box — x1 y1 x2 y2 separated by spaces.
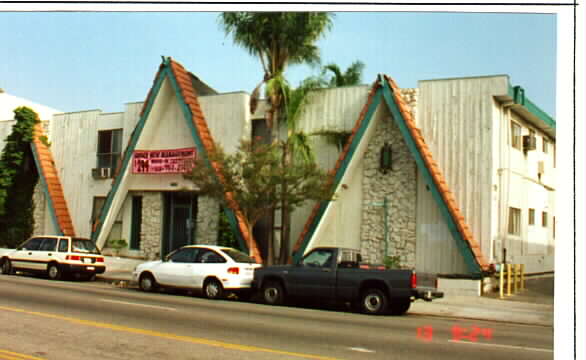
508 207 521 235
543 138 549 154
528 208 535 225
97 129 122 171
511 122 522 150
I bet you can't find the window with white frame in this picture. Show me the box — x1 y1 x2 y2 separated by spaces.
528 208 535 225
508 207 521 235
543 138 549 154
97 129 122 172
542 211 548 227
511 122 522 150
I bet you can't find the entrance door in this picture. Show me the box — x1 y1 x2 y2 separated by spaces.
162 192 197 257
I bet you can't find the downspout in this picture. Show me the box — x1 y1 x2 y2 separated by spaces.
498 101 515 263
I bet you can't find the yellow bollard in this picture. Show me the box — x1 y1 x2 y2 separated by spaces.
520 264 525 291
513 264 519 294
499 264 505 299
507 264 512 296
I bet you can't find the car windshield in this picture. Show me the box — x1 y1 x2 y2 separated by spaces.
221 248 256 264
72 239 100 254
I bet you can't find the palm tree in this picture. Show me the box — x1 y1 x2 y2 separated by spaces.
219 12 334 264
219 12 333 133
323 60 365 87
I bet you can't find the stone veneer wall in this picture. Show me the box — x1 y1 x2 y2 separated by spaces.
32 182 46 235
141 192 163 260
195 195 219 245
138 192 219 259
359 89 418 267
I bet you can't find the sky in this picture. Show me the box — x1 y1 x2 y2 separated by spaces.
0 9 558 117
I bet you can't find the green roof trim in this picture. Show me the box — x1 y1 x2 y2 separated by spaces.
30 144 64 236
92 57 248 253
292 86 383 264
508 84 556 131
164 60 248 253
91 63 166 243
381 79 481 274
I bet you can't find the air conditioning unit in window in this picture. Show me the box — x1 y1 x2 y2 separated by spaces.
91 167 111 179
522 135 537 152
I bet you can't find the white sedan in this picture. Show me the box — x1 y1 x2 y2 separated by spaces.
132 245 261 300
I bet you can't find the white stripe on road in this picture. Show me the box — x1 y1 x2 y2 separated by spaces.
100 299 176 311
347 347 375 353
449 340 553 353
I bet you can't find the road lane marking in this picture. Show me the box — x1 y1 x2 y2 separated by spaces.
0 349 44 360
348 347 375 353
100 298 177 311
448 340 553 353
0 305 337 360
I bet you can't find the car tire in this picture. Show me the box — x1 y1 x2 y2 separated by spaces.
47 263 62 280
1 258 13 275
139 273 158 292
262 281 285 306
203 278 224 300
389 299 411 316
82 274 97 282
360 288 388 315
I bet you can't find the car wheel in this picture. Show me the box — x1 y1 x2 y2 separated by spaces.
360 288 388 315
389 299 411 316
139 273 158 292
262 281 285 306
203 278 224 300
47 263 62 280
1 259 13 275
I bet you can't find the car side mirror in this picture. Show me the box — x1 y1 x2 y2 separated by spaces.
16 247 22 251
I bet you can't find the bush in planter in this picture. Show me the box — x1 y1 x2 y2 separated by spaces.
384 255 401 269
107 239 128 256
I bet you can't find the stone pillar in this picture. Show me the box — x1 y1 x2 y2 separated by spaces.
196 195 220 245
141 192 163 260
32 182 46 236
360 111 417 268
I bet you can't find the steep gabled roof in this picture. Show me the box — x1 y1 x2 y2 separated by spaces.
30 122 75 236
293 75 489 274
292 79 383 263
381 75 489 273
92 57 261 261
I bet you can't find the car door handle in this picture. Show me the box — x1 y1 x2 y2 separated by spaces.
28 252 32 255
48 253 52 256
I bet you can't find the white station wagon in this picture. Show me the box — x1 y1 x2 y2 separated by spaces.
0 235 106 280
133 245 261 299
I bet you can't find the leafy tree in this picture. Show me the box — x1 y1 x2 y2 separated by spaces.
219 12 334 263
186 138 333 263
0 107 40 248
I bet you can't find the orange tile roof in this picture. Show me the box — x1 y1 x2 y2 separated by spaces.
31 123 75 236
167 59 262 263
292 76 489 272
384 75 489 271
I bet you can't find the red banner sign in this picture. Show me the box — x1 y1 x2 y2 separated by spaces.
132 147 196 174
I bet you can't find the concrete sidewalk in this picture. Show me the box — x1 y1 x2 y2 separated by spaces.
96 256 554 327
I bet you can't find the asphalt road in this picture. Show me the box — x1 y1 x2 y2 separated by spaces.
0 274 553 360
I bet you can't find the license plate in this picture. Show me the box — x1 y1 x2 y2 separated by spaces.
86 266 95 271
